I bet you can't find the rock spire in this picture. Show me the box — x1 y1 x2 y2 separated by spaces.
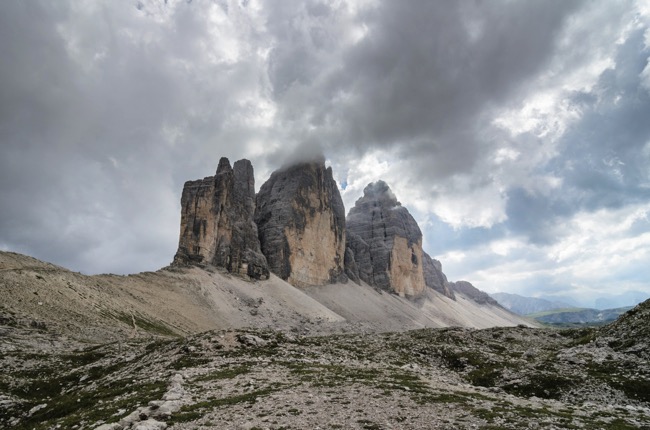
173 157 269 280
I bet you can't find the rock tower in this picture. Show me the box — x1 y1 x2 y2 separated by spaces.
173 157 269 280
255 159 347 287
345 181 454 299
172 157 457 299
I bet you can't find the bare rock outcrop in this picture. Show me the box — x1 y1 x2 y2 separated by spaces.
422 252 455 299
345 181 427 297
255 159 346 287
449 280 500 306
344 230 371 285
173 158 269 280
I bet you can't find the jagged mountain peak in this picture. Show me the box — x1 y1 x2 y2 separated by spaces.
351 180 401 209
344 179 455 299
172 158 482 303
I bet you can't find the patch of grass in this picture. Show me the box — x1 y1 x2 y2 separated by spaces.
618 378 650 402
466 366 501 388
145 338 174 352
14 379 167 430
502 372 574 399
417 392 471 405
167 410 204 423
132 315 178 337
282 361 382 387
170 386 284 423
437 348 486 371
474 403 580 427
527 308 589 318
193 364 252 382
110 311 178 337
587 361 650 402
598 418 640 430
560 327 598 346
60 349 106 367
383 370 430 394
171 354 211 370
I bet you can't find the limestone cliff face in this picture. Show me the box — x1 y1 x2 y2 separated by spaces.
170 157 479 301
173 158 269 280
255 160 346 287
345 181 456 299
345 181 426 297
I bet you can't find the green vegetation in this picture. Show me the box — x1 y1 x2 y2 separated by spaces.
0 343 170 430
502 373 575 400
169 386 285 424
171 353 211 370
193 364 253 382
109 311 179 337
3 321 649 429
587 360 650 402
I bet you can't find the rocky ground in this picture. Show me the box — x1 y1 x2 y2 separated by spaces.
1 300 649 430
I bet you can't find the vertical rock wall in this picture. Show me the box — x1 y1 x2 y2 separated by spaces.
422 251 455 299
345 181 426 297
345 180 455 299
389 236 425 297
255 160 346 287
172 156 458 300
173 158 269 280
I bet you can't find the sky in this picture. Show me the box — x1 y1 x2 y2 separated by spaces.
1 0 650 309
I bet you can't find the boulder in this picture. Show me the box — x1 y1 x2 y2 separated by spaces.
173 158 269 280
255 159 346 287
133 420 167 430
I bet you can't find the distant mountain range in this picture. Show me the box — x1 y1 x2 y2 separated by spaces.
491 292 634 326
527 306 633 326
490 292 573 315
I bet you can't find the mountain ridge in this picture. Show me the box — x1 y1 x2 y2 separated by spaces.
173 157 485 303
490 292 573 315
0 250 534 345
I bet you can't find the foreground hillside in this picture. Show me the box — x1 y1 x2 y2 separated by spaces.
2 303 649 429
1 251 649 429
0 251 532 345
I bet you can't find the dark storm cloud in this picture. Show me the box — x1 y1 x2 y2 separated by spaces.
0 1 270 273
494 28 650 247
1 0 649 312
556 30 650 209
504 188 574 246
264 0 584 178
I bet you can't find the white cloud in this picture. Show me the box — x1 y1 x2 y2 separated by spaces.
1 0 649 307
444 203 650 304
